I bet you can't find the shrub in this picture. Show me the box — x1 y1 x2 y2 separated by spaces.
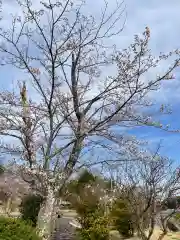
67 172 111 240
20 194 44 227
73 188 109 240
0 216 42 240
77 213 109 240
174 213 180 221
110 198 134 238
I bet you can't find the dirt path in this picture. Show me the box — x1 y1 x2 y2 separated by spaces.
150 228 180 240
52 210 77 240
52 217 76 240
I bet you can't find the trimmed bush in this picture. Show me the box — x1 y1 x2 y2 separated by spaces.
77 213 109 240
20 194 44 227
75 194 109 240
0 216 42 240
110 198 134 237
72 188 109 240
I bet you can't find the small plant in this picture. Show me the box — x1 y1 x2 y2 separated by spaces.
0 216 42 240
20 194 44 227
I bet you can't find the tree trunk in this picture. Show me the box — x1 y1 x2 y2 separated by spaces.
37 187 56 240
5 197 12 215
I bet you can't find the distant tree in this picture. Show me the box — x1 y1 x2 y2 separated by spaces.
64 169 101 202
162 197 178 210
77 169 96 187
115 146 180 240
0 167 30 213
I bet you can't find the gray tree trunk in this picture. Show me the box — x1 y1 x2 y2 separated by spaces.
37 187 56 240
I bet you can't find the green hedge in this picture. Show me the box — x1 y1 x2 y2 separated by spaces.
20 194 44 227
0 216 42 240
77 214 109 240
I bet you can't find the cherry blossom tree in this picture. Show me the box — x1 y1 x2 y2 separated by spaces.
0 0 179 239
0 166 30 214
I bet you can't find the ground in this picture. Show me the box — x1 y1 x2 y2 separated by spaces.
56 210 180 240
110 228 180 240
150 228 180 240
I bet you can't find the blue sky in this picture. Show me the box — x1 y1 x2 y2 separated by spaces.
80 0 180 164
117 0 180 163
1 0 180 166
